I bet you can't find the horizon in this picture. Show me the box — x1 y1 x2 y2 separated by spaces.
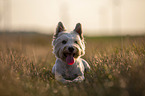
0 29 145 37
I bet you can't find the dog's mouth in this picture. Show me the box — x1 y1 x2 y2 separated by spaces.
63 53 75 65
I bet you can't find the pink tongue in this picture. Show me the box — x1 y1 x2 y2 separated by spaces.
66 54 74 65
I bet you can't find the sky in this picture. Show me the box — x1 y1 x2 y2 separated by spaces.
0 0 145 36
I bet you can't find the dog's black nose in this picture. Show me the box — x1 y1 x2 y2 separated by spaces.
68 47 74 52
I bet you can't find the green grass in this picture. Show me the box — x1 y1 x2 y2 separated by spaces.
0 32 145 96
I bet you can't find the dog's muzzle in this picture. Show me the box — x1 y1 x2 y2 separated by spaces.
63 46 77 65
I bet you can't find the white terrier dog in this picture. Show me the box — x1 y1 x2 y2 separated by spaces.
52 22 90 83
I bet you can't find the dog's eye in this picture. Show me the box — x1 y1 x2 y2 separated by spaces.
62 40 67 44
74 41 78 44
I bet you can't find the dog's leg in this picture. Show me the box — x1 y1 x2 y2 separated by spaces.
54 64 72 83
53 60 72 83
72 74 85 82
55 71 72 83
82 59 91 72
52 64 56 74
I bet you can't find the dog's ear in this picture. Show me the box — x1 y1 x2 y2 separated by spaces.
74 23 83 39
54 22 65 38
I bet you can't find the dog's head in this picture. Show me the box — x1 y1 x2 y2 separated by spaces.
52 22 85 65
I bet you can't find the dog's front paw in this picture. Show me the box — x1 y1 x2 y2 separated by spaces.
72 76 84 83
63 80 73 84
72 79 82 83
72 78 83 83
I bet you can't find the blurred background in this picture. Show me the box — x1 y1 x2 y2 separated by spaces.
0 0 145 36
0 1 145 96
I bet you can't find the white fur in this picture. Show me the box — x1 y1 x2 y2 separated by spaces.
52 22 90 83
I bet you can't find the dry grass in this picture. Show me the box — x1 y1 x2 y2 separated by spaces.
0 32 145 96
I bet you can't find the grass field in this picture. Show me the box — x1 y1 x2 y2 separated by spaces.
0 32 145 96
